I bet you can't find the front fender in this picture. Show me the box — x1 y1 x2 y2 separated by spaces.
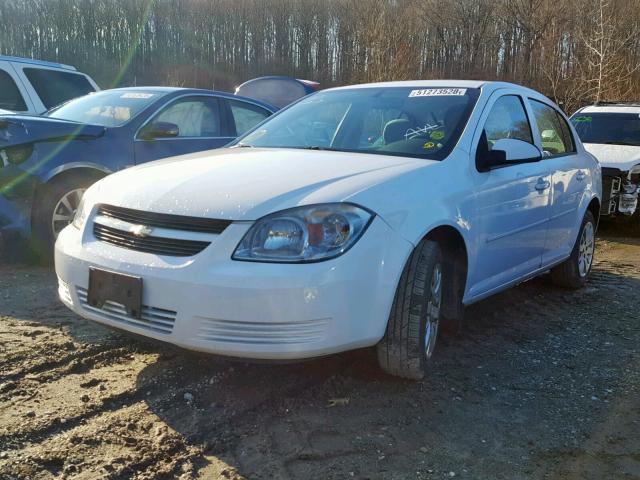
42 162 113 183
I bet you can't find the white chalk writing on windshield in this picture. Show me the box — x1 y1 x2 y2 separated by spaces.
405 123 441 139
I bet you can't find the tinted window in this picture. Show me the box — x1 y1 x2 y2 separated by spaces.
237 87 480 161
555 111 575 152
0 70 27 111
531 99 575 155
571 112 640 147
153 96 221 137
47 90 163 127
23 68 95 109
483 95 533 148
228 99 270 135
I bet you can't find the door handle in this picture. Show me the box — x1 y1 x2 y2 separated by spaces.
576 171 586 181
535 178 551 191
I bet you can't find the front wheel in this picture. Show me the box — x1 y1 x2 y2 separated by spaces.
31 174 98 261
377 240 444 380
551 210 596 289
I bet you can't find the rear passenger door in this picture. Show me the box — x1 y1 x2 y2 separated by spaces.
528 99 584 265
134 95 233 164
468 92 551 299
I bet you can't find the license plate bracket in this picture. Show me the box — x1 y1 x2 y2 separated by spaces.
88 268 143 319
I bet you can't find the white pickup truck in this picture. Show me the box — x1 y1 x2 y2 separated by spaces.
571 103 640 231
0 55 99 114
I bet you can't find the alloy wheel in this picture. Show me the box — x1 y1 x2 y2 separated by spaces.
52 188 86 238
578 221 595 277
424 262 442 359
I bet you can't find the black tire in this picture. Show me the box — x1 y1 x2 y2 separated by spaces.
377 240 444 380
550 210 596 289
31 173 100 262
626 208 640 235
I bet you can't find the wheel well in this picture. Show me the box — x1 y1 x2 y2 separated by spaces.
587 197 601 226
424 225 468 320
32 168 106 223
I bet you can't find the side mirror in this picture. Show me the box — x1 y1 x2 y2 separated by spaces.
478 138 542 171
138 121 179 140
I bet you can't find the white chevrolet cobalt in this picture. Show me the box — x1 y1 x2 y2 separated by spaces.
55 81 601 379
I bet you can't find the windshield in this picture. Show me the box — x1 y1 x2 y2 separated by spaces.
46 90 165 127
236 87 480 160
571 112 640 146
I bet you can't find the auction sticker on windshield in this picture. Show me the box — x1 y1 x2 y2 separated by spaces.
409 88 467 97
121 93 155 99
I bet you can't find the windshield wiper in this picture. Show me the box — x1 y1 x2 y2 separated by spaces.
230 143 254 148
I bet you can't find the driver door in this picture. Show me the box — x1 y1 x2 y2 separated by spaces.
467 92 552 300
134 95 232 164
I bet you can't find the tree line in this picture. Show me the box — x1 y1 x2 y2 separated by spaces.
1 0 639 112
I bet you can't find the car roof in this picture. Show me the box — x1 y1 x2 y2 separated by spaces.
0 55 77 71
326 80 542 96
94 87 278 112
579 104 640 114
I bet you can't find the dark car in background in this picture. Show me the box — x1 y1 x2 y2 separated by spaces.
0 87 276 256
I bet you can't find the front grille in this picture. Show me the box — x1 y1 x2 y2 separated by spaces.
77 286 176 334
94 223 210 257
97 204 232 234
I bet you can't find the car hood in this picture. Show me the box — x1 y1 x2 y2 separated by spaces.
0 114 105 146
93 148 431 221
583 143 640 172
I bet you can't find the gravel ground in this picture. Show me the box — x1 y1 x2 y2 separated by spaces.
0 227 638 480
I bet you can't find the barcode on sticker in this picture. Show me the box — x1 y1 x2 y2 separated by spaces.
121 93 155 99
409 88 467 97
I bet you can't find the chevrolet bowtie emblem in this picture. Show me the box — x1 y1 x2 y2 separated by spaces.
130 224 153 237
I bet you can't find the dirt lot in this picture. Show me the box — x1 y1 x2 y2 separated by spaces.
0 227 639 480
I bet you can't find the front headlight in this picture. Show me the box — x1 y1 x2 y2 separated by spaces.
71 195 90 230
232 203 374 263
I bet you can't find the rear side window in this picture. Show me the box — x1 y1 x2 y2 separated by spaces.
530 99 576 156
483 95 533 147
23 68 95 109
0 70 27 111
228 99 271 135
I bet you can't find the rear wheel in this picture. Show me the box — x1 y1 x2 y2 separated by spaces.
377 240 444 380
31 173 100 261
550 210 596 289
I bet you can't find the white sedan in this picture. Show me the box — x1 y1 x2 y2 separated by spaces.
55 80 601 379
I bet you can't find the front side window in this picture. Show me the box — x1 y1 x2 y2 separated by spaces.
47 90 164 127
236 87 480 160
0 70 27 111
153 96 221 137
531 99 575 155
23 68 95 109
228 99 271 136
571 112 640 147
483 95 533 148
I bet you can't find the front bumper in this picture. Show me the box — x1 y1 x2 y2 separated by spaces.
55 216 413 360
601 168 639 216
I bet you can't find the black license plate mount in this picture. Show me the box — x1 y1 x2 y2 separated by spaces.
87 268 143 319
